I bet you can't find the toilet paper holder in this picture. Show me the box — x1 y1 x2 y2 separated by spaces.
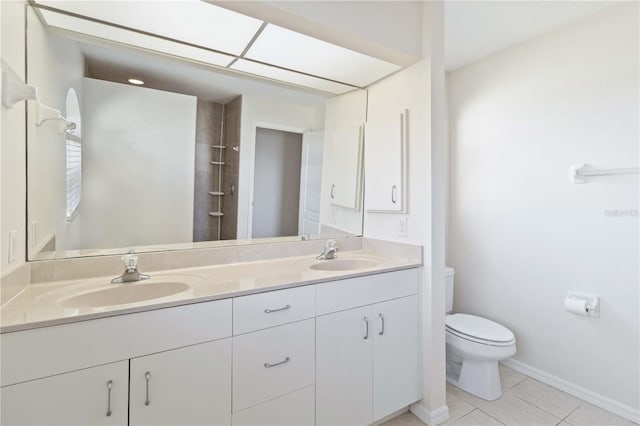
565 292 600 317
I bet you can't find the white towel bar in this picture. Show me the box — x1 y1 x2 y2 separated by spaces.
571 164 640 184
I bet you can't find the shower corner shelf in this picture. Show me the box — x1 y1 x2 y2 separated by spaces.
210 161 226 165
208 212 224 217
208 191 225 196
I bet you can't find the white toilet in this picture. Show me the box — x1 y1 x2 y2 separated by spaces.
445 267 517 400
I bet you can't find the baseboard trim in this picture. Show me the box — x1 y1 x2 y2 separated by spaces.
410 402 449 425
500 359 639 424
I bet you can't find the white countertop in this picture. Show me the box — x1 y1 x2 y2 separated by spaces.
1 250 421 333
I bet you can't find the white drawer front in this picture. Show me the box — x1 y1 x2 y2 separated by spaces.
233 285 315 335
232 386 315 426
232 319 315 412
316 268 420 315
1 299 232 387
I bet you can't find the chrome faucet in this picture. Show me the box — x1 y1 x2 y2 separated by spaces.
316 239 338 260
111 251 150 284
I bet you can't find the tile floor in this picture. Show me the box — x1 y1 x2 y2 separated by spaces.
382 365 637 426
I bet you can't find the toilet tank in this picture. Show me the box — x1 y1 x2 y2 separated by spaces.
445 267 455 313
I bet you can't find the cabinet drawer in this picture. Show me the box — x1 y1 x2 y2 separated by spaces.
232 319 315 412
1 299 232 387
316 268 419 315
233 285 315 335
232 386 314 426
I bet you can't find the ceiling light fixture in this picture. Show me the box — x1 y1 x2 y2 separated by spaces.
127 78 144 85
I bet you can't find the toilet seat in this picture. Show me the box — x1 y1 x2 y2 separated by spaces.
446 314 515 347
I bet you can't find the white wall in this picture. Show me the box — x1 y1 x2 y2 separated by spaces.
448 3 639 420
26 5 84 256
364 62 429 246
79 78 197 249
1 0 26 277
252 128 302 238
237 94 323 239
363 3 448 421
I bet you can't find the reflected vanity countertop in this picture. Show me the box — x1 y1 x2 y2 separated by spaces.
0 249 421 333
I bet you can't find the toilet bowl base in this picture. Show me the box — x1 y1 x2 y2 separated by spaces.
445 329 516 401
447 359 502 401
447 350 502 401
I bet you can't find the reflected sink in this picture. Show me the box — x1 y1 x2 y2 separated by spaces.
310 258 378 271
60 281 192 308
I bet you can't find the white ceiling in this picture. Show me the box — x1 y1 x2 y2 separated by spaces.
79 40 329 107
444 1 616 71
35 0 401 93
37 1 621 92
243 24 401 87
38 0 263 56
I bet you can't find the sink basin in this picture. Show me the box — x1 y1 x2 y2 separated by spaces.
33 274 202 311
60 281 192 308
310 258 378 271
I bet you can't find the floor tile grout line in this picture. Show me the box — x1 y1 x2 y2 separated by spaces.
511 375 587 420
446 391 476 423
511 393 564 423
561 402 584 423
500 371 528 391
448 405 476 423
475 407 508 425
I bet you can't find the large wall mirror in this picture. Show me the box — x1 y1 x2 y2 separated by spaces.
25 1 377 260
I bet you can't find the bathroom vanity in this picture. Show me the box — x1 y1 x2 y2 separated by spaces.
0 246 422 426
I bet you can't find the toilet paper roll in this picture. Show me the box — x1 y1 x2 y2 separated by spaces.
565 297 588 315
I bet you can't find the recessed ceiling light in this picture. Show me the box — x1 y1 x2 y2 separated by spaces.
128 78 144 85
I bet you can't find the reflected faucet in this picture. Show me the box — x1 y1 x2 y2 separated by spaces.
316 239 338 260
111 251 150 284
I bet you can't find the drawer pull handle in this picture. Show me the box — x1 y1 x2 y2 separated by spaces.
378 313 385 336
264 304 291 314
363 317 369 340
330 184 335 199
391 185 398 204
144 372 151 406
106 380 113 417
264 357 290 368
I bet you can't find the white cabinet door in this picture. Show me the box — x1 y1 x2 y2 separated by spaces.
129 339 232 426
327 124 364 210
365 110 408 212
1 361 128 426
373 295 421 420
299 131 324 235
316 305 373 426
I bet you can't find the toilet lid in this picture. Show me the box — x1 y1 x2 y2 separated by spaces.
446 314 514 343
